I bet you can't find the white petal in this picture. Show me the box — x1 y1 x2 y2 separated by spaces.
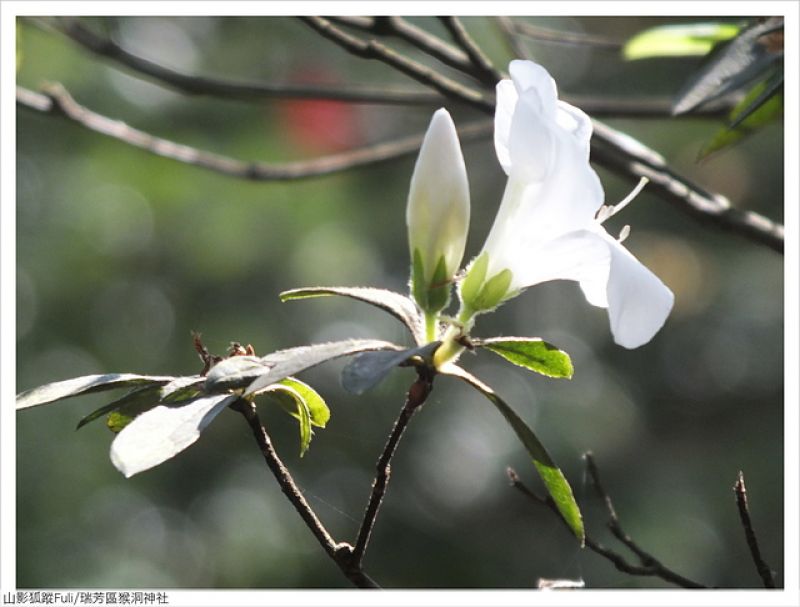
509 60 558 118
494 79 517 175
556 101 593 160
604 236 674 349
504 229 611 293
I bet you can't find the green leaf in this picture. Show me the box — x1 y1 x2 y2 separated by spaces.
442 365 584 544
673 18 782 115
16 373 176 411
277 377 329 428
262 383 314 456
159 375 205 404
477 338 574 379
698 76 783 159
340 342 440 395
206 339 402 395
109 394 238 478
624 22 741 60
281 286 425 345
76 385 161 430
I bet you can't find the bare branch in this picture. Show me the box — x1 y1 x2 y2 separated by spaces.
590 120 784 253
507 460 707 589
36 17 441 107
439 16 503 84
352 368 434 568
494 16 532 60
733 471 776 588
512 20 624 50
17 84 492 182
231 398 379 588
299 16 492 112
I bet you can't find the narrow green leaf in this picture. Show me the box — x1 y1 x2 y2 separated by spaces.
442 365 584 544
673 18 781 115
76 385 161 430
624 22 741 60
16 373 176 411
477 338 574 379
280 286 425 345
698 76 783 159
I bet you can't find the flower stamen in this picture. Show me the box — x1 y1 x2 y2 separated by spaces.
597 176 649 224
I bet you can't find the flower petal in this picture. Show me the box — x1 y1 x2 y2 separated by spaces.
494 79 517 175
503 229 611 293
603 236 674 349
509 60 558 118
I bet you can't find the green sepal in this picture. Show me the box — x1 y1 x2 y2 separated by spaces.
411 248 428 311
426 255 451 313
472 269 513 312
459 252 488 310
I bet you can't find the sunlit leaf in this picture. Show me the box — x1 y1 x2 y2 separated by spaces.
16 373 176 411
277 377 330 428
260 383 314 456
476 338 573 379
698 76 783 159
159 375 205 404
281 286 426 345
109 394 237 478
442 365 584 543
205 339 401 394
673 18 783 115
341 342 439 395
624 22 741 60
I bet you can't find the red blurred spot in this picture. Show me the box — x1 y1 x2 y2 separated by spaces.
279 68 362 153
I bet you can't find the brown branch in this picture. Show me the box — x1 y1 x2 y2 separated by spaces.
351 368 434 568
507 458 707 589
494 16 532 61
590 120 784 253
17 84 492 182
230 398 379 588
299 16 492 112
733 471 776 588
438 16 503 85
33 17 441 107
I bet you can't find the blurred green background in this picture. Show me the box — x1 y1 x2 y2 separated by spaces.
16 16 783 589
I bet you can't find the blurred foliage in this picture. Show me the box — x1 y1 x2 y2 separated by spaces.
16 16 783 589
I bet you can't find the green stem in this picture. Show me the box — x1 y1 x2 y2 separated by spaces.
424 312 438 343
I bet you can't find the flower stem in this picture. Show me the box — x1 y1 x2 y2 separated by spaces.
424 311 438 343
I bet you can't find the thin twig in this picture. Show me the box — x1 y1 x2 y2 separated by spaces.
507 461 707 588
351 368 434 568
36 17 441 107
590 120 784 253
299 16 492 112
439 16 503 85
494 16 532 60
512 20 624 50
231 398 379 589
16 84 492 182
733 471 776 588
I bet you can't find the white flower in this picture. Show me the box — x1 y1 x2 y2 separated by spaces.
462 60 673 349
406 108 470 316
